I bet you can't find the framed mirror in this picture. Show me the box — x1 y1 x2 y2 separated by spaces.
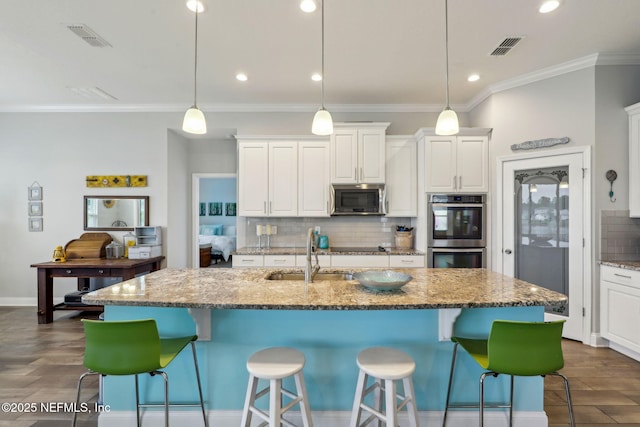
84 195 149 231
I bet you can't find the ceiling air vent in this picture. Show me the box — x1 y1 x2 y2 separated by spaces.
490 36 524 56
66 24 112 48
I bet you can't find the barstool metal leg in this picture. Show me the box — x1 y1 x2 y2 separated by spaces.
442 342 459 427
190 342 208 427
509 375 514 427
72 370 99 427
550 372 575 427
135 374 141 427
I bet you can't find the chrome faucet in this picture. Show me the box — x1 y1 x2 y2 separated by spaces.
305 227 321 284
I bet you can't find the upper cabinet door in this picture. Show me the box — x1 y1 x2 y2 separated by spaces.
627 102 640 217
269 141 298 217
330 123 389 183
425 136 457 193
457 136 488 193
359 128 386 183
424 135 488 193
238 142 270 216
386 137 417 216
299 141 330 217
330 129 359 183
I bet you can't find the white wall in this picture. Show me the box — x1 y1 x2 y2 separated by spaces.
0 110 444 304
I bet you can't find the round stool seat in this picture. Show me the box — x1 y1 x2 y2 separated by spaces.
247 346 305 380
356 347 415 380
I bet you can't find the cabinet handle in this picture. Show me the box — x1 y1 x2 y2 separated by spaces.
243 259 255 263
66 270 72 274
98 269 104 274
453 176 457 190
263 201 266 214
458 176 462 189
274 259 286 263
614 273 632 279
270 201 272 214
354 167 358 181
401 259 413 263
360 167 363 181
327 201 329 214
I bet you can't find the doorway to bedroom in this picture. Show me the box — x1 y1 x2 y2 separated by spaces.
192 173 237 268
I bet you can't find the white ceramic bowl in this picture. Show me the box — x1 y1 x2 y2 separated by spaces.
353 270 413 291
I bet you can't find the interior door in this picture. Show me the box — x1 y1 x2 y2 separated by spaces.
501 153 584 340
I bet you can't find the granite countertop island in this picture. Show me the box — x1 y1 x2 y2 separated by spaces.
82 267 566 309
87 267 567 423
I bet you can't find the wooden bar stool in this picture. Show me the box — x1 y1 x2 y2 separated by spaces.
240 347 313 427
349 347 419 427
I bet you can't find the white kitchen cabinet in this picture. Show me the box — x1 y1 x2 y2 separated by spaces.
299 141 331 217
232 255 264 268
424 135 488 193
238 140 297 217
600 265 640 357
626 102 640 217
264 255 296 267
330 255 389 268
330 123 390 184
385 136 417 216
389 255 425 268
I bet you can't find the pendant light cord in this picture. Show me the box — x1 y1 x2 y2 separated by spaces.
444 0 450 109
320 0 325 109
193 7 199 107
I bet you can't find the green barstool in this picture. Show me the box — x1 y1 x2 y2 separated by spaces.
442 320 574 427
72 319 207 427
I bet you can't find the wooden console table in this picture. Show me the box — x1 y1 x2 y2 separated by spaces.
31 256 164 324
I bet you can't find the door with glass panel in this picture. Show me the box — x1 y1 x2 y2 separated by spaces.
501 153 584 340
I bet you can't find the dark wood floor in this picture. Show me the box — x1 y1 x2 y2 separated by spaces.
2 306 640 426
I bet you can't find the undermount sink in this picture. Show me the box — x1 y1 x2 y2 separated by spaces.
266 272 355 281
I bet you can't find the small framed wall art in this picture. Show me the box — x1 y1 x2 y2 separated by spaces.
225 202 237 216
28 183 42 200
209 202 223 216
29 217 43 232
28 201 43 216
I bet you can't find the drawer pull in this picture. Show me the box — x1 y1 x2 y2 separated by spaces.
66 270 72 274
274 259 287 263
614 273 632 279
98 269 104 274
401 260 414 263
243 259 255 263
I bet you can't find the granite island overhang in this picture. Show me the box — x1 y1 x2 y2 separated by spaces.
82 268 567 427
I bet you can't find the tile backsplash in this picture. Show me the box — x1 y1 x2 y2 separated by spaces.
242 216 413 249
601 210 640 261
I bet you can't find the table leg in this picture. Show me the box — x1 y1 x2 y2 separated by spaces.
37 268 53 324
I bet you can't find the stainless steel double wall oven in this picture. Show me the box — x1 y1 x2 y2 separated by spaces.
427 194 487 268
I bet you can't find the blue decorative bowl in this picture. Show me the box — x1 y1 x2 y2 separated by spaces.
353 270 413 291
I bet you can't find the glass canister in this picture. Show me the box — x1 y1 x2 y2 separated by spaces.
123 232 137 258
105 241 123 259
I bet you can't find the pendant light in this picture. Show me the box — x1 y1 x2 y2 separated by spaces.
435 0 459 136
182 2 207 135
311 0 333 136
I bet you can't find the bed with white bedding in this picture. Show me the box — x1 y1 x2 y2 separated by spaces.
198 225 236 262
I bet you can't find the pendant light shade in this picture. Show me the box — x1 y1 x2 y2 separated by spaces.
312 108 333 135
183 3 207 135
183 106 207 134
435 0 459 136
435 107 459 136
311 0 333 136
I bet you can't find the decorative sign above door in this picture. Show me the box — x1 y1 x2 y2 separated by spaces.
86 175 147 187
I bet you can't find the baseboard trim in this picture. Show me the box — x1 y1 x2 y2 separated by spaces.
0 298 37 306
96 409 549 427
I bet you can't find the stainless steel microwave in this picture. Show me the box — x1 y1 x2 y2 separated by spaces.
330 184 386 216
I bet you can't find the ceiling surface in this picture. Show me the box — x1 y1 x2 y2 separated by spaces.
2 0 640 112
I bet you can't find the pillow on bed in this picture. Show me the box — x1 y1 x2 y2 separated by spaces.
200 224 223 235
222 225 237 236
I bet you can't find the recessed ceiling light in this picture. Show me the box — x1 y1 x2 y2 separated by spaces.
467 74 480 82
539 0 560 13
311 73 322 82
300 0 317 13
236 73 248 82
186 0 205 13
